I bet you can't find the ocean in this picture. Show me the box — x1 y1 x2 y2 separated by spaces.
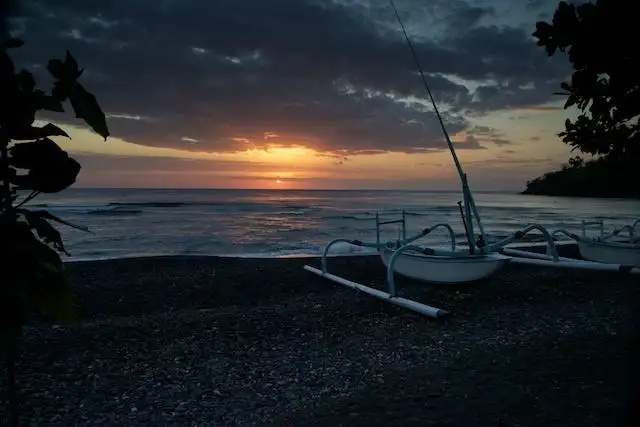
26 188 640 261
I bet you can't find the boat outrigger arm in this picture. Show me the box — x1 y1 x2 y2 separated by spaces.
304 220 459 318
304 213 561 319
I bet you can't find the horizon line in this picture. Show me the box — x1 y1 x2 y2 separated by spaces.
69 187 520 193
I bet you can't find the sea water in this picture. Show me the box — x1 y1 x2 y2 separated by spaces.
26 188 640 261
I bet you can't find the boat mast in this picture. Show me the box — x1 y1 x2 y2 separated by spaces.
389 0 487 248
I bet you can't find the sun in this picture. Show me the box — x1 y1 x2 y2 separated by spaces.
276 179 282 184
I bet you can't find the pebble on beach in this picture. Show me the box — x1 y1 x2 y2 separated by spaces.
1 254 638 426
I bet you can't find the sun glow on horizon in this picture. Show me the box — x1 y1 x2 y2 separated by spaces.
43 118 571 191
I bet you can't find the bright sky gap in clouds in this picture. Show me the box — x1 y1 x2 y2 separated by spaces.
10 0 577 190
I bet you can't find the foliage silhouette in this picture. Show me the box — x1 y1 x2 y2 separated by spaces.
533 0 639 160
1 38 109 426
525 0 638 197
522 155 639 198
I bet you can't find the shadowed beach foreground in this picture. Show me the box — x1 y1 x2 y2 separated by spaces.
1 254 638 426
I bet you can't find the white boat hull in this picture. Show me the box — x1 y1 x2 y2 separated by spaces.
379 249 510 284
578 240 640 267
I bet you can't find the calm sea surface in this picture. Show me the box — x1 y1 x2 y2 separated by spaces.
26 189 640 261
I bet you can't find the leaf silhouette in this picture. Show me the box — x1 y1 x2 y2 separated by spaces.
16 69 35 92
47 58 65 80
9 139 81 193
69 83 109 140
0 51 15 83
18 209 90 233
9 138 68 169
2 38 24 49
64 51 80 79
34 90 65 112
11 158 81 193
9 123 70 141
25 236 76 323
21 210 69 255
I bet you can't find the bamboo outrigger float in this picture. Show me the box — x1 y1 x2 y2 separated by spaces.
303 0 640 318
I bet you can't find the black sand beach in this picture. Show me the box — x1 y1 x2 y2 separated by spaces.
2 254 639 426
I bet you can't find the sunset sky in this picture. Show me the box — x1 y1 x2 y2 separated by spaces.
9 0 581 191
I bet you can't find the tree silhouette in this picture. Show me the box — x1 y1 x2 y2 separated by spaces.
533 0 639 162
1 38 109 427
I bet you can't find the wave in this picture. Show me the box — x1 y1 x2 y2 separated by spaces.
87 208 143 216
64 241 378 263
25 201 320 217
108 201 320 209
322 211 431 220
109 202 188 208
323 214 377 220
281 204 317 210
63 238 575 263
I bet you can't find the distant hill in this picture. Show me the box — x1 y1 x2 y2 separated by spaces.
522 157 639 199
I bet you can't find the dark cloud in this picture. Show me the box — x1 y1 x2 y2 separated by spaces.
72 153 396 177
73 155 271 174
445 3 495 28
8 0 568 156
526 0 554 11
469 125 512 146
526 0 587 12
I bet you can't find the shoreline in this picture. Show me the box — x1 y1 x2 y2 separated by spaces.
4 255 638 426
62 240 578 263
520 190 640 200
63 251 378 263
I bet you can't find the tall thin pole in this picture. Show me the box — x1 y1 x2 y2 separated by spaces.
388 0 464 180
388 0 486 246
